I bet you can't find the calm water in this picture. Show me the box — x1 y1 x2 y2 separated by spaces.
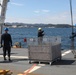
2 27 76 50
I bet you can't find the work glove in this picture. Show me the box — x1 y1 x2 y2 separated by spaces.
1 44 3 47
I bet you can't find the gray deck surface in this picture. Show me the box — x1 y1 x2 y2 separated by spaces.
0 48 76 75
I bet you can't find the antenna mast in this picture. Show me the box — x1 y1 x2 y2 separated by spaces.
0 0 10 24
0 0 10 45
70 0 74 34
69 0 76 57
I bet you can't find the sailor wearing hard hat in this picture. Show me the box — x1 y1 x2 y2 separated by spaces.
1 28 12 61
38 27 44 44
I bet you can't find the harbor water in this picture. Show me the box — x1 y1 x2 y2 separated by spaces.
2 27 76 50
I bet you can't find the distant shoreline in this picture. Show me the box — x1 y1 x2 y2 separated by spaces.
4 23 73 28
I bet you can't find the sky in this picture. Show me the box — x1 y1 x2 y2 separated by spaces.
1 0 76 24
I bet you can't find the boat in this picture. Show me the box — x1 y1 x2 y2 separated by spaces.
12 25 17 28
0 0 76 75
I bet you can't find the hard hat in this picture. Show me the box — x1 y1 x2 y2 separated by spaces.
4 28 9 31
38 27 42 30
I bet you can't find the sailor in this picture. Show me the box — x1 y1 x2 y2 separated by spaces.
1 28 12 61
70 32 76 58
70 32 76 39
38 27 44 44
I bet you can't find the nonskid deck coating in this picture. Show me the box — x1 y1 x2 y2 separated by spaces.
0 48 76 75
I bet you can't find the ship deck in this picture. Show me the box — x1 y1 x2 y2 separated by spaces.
0 48 76 75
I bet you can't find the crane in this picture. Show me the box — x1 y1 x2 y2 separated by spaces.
0 0 10 44
0 0 9 24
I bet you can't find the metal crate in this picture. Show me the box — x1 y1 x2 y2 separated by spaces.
27 36 61 65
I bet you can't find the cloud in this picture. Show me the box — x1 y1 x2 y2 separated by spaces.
34 10 40 13
11 2 24 6
42 10 50 13
34 9 50 14
5 11 76 24
5 17 25 23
